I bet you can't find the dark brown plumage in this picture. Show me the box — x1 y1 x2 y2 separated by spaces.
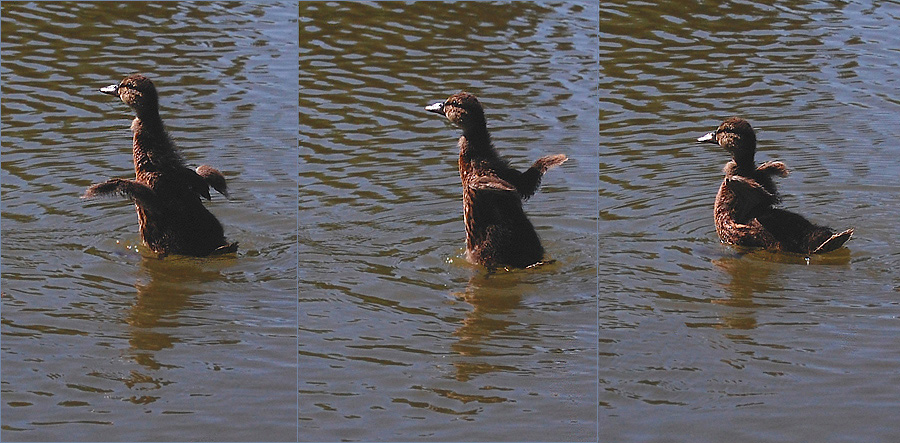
426 92 567 268
83 75 237 257
698 117 852 254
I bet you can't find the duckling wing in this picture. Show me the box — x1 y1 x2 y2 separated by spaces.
515 154 568 199
757 161 789 178
467 175 517 193
196 165 229 198
169 166 212 200
82 178 161 215
174 165 229 200
725 175 777 223
467 174 531 234
467 175 520 226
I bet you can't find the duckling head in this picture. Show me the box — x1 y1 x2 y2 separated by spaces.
426 91 487 135
100 74 160 119
698 117 757 165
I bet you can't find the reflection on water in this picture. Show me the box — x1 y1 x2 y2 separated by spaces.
601 1 900 440
451 274 526 383
300 1 598 441
1 2 297 441
712 254 782 308
127 258 227 360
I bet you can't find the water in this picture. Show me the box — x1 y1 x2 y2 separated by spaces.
1 2 298 441
7 1 897 442
601 1 900 441
299 1 599 441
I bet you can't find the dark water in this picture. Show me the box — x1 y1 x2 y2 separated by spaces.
299 1 599 441
601 1 900 441
1 2 298 441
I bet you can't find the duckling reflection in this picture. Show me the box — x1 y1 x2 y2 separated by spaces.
95 257 215 400
711 253 782 308
128 257 221 362
84 75 236 257
449 272 524 382
698 117 852 255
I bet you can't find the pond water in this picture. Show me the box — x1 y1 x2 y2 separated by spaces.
6 1 897 442
299 1 599 441
600 1 900 441
1 2 298 441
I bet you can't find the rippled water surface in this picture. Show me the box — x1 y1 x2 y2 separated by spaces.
2 2 298 441
299 2 599 441
9 1 894 441
601 1 900 441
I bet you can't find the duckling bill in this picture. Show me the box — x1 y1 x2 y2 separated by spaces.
426 92 567 268
84 74 237 257
698 117 852 254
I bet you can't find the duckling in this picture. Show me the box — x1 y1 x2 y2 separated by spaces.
426 92 567 268
698 117 852 254
83 74 237 257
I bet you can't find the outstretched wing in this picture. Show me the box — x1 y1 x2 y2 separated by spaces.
196 165 229 198
82 178 161 214
175 165 229 200
513 154 567 199
757 160 789 178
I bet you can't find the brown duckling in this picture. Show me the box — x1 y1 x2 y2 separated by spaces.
83 74 237 257
426 92 567 268
698 117 852 254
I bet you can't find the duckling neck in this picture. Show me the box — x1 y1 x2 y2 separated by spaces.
459 126 497 160
130 115 182 176
731 152 757 175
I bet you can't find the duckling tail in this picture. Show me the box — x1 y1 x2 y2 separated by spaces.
757 209 852 254
210 242 239 255
812 228 853 254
